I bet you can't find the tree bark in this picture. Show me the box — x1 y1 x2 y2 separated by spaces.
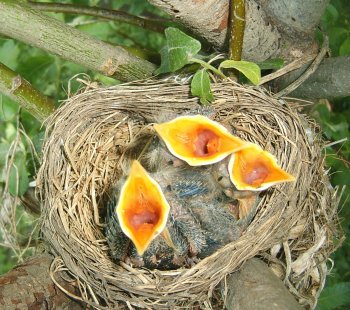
147 0 327 61
0 63 55 122
0 0 156 82
277 56 350 99
0 254 83 309
224 258 304 310
148 0 281 62
256 0 330 34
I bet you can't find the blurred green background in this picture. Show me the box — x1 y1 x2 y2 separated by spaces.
0 0 349 309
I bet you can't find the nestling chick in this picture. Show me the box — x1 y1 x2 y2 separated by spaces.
105 114 295 270
105 142 247 269
105 158 207 269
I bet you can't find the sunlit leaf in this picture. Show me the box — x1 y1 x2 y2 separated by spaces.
156 27 201 74
219 60 261 85
191 69 214 105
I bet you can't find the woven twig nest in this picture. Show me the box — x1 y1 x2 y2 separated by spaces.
37 79 340 309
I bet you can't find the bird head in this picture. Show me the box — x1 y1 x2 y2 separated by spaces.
116 160 171 256
228 143 295 191
153 115 249 166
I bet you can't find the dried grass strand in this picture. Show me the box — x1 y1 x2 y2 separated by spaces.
37 80 341 309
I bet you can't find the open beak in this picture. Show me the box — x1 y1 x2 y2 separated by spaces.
154 115 249 166
228 144 295 191
116 160 170 256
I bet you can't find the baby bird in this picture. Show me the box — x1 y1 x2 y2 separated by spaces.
105 157 207 269
105 138 246 269
105 114 295 270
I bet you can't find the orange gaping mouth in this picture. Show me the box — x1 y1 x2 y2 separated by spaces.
116 161 170 255
228 144 295 191
154 115 249 166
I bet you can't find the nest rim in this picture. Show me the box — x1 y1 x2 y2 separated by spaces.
37 79 340 309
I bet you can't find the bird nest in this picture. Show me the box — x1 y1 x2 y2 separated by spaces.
37 79 340 309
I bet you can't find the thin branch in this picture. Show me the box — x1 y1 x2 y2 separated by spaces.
189 58 226 79
0 63 55 122
28 1 170 34
228 0 245 61
227 0 246 79
259 54 316 85
279 55 350 99
0 1 156 82
274 35 329 98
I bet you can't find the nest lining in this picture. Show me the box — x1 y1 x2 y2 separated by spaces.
37 80 340 309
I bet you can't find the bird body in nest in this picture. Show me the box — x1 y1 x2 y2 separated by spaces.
105 114 294 270
105 157 244 269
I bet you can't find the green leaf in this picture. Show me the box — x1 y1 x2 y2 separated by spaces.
327 27 349 55
156 27 201 74
8 151 29 196
321 4 339 26
219 60 261 85
191 69 214 105
257 58 284 70
0 96 19 121
339 37 350 56
317 282 350 310
78 22 113 41
0 40 20 70
18 55 54 81
0 143 10 167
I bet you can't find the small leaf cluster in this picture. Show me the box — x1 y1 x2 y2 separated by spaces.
156 27 262 105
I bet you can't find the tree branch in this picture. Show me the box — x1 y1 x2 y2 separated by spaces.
0 63 55 122
255 0 330 34
229 0 245 61
147 0 281 62
278 56 350 99
0 254 83 309
0 0 156 82
225 258 303 310
28 1 169 34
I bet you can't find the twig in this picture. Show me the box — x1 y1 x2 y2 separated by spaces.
189 58 226 79
228 0 245 61
28 1 169 34
227 0 245 80
259 54 316 85
0 63 55 122
274 35 329 98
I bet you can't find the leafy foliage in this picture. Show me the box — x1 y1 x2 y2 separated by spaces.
315 0 350 309
156 27 261 103
156 27 201 74
219 60 261 85
317 282 350 310
190 69 214 105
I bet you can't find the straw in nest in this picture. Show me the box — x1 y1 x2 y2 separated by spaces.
37 80 341 309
